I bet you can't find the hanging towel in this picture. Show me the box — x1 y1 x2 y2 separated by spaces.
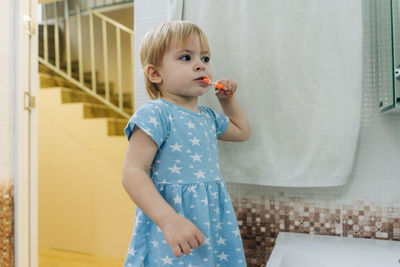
167 0 184 21
182 0 362 187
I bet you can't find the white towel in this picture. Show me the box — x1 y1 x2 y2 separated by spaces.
167 0 184 21
183 0 363 187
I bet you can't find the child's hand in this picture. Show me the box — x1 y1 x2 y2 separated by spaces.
214 78 237 100
159 213 205 257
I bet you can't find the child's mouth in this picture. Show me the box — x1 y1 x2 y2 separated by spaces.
195 77 208 84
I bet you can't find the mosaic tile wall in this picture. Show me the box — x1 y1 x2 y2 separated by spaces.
226 1 400 266
342 202 400 240
229 193 400 267
0 180 14 267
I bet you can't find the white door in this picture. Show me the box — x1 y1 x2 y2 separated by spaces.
14 0 38 266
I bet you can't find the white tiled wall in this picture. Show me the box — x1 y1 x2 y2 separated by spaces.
0 0 13 181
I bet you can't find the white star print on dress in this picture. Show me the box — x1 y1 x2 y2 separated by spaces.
150 240 159 248
168 164 182 174
185 121 196 129
194 170 206 179
123 99 246 266
190 153 202 162
173 195 182 204
169 142 183 152
160 255 174 264
217 252 229 261
189 136 200 146
149 116 160 127
216 236 227 245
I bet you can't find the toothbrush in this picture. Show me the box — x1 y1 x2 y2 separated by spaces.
202 78 234 96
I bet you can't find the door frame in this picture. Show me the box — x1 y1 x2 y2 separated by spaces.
14 0 38 266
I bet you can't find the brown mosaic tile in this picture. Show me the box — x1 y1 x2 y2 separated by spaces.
232 195 341 266
342 202 400 241
231 193 400 267
0 180 14 267
232 197 274 266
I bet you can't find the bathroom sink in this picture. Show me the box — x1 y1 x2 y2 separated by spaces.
267 232 400 267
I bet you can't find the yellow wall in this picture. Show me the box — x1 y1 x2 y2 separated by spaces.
38 88 135 259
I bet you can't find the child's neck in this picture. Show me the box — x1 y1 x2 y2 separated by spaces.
161 95 200 113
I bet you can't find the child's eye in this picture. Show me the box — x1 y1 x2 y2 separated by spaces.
201 56 210 63
179 55 191 61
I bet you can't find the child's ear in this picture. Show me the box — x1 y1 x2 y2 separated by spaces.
145 65 162 84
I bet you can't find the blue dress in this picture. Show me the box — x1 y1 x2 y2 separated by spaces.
124 99 246 267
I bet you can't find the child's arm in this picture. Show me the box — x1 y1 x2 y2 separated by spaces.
215 78 251 142
122 126 205 257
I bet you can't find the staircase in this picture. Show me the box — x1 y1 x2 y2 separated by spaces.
39 0 135 115
79 0 133 11
39 64 129 137
38 1 134 136
38 4 135 258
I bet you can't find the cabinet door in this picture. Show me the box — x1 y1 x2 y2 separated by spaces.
391 0 400 108
377 0 400 112
377 0 396 112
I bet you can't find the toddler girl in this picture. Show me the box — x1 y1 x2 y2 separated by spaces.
122 20 250 267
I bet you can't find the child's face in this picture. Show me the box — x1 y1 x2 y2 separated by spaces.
157 35 212 98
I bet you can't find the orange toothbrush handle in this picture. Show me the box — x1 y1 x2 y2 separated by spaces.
215 83 224 89
214 83 234 96
202 77 234 96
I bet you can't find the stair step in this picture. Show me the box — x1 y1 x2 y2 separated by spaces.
108 94 133 110
39 63 55 74
83 82 130 105
82 103 125 119
40 73 133 110
71 71 97 82
60 61 80 73
39 65 118 99
60 88 103 105
78 73 116 93
60 88 134 113
40 73 79 89
38 87 127 173
41 61 80 75
61 85 133 112
40 72 133 110
70 71 116 93
40 73 84 90
84 81 109 91
107 118 129 136
41 87 130 136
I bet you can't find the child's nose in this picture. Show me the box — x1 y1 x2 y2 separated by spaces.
193 61 206 71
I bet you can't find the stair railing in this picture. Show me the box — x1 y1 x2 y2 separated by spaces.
80 0 134 11
38 0 134 119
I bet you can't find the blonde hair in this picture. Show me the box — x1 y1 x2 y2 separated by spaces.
139 21 210 99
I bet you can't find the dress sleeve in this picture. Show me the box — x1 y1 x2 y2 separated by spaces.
203 106 230 138
124 102 169 148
